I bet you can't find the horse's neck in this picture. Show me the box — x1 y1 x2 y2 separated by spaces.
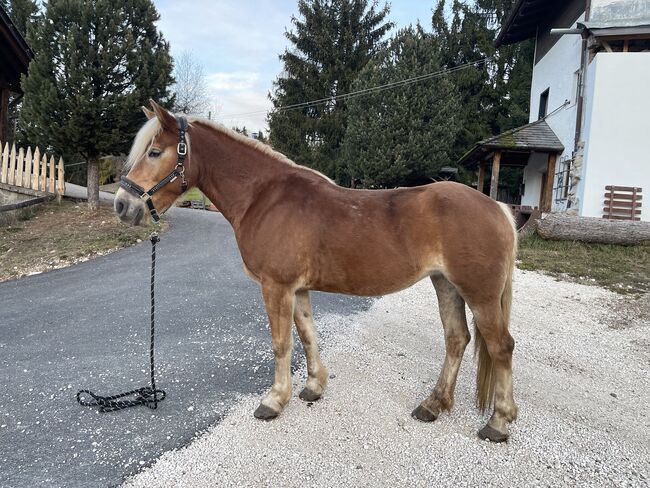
192 125 286 227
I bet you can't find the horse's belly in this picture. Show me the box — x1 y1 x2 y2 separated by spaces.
310 244 441 297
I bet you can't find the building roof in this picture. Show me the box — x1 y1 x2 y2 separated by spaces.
496 0 650 47
457 119 564 169
0 5 34 92
495 0 567 47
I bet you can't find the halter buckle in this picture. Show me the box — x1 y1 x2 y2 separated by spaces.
177 142 187 156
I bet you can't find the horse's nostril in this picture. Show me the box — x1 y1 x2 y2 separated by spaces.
115 199 126 217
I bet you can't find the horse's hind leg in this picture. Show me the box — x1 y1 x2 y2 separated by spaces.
412 274 470 422
472 302 517 443
294 290 328 401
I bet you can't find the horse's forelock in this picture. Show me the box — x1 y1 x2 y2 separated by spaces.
126 117 163 169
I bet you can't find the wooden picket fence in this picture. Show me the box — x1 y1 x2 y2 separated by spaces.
0 140 65 195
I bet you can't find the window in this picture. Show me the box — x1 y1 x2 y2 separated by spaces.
538 88 549 119
554 156 572 202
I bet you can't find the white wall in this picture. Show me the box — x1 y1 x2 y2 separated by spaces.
522 15 584 210
529 14 584 148
581 52 650 221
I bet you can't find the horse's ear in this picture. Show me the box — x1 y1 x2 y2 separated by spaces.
142 106 155 120
149 99 176 131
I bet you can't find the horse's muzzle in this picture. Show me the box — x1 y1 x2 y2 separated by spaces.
114 189 147 226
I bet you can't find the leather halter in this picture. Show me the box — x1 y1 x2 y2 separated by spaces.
120 116 189 222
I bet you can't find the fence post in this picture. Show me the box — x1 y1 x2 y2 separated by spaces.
24 147 32 188
48 155 56 193
40 154 47 191
7 144 16 186
57 157 65 198
16 147 24 187
1 142 8 184
32 147 40 190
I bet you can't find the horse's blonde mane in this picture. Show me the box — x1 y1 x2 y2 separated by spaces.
126 113 334 184
126 117 163 169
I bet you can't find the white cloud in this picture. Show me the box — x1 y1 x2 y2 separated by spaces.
155 0 289 71
213 90 272 133
206 72 259 92
153 0 430 132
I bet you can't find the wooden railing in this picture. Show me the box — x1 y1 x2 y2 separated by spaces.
0 140 65 195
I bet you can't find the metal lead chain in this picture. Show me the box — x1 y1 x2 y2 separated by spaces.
77 232 166 412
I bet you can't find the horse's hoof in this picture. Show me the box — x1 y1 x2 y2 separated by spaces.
253 403 279 421
411 404 438 422
299 387 321 402
478 424 508 443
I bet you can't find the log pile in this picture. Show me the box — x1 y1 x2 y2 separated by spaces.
536 214 650 245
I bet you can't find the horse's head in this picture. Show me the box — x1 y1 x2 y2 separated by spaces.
114 100 191 226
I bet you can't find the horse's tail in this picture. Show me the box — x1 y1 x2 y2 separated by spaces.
475 202 517 413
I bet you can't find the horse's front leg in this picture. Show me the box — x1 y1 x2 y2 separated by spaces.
294 290 328 401
253 282 295 420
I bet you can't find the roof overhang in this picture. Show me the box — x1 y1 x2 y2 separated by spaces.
495 0 567 48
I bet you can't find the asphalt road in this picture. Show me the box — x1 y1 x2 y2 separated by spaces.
0 208 371 487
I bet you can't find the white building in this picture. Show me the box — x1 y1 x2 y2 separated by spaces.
459 0 650 221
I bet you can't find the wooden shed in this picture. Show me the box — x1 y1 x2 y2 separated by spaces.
457 119 564 212
0 5 33 141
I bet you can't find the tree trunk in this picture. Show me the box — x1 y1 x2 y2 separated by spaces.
536 214 650 245
87 160 100 212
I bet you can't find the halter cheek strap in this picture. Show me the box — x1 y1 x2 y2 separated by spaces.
120 116 189 222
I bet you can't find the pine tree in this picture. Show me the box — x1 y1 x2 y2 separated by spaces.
268 0 393 183
20 0 174 210
431 0 533 151
429 0 533 197
342 26 461 188
7 0 38 36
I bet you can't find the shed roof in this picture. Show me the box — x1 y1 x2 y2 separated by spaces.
0 5 33 92
457 119 564 169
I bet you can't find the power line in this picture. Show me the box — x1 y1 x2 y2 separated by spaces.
217 58 491 120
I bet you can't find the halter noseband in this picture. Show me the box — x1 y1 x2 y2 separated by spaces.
120 116 189 222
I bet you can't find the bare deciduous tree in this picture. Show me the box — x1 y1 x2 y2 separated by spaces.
172 51 213 116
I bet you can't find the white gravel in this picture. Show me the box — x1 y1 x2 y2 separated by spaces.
124 269 649 487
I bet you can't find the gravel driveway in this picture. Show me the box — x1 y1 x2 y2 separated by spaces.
124 269 649 487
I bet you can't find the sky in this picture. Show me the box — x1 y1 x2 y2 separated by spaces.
153 1 438 132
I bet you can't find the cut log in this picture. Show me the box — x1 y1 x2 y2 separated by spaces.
536 213 650 245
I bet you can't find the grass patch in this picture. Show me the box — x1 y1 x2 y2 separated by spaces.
518 233 650 294
0 199 164 282
176 187 211 206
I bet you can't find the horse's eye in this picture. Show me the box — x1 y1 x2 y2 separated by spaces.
148 149 161 158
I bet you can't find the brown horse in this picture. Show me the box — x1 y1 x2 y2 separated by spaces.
115 101 518 442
